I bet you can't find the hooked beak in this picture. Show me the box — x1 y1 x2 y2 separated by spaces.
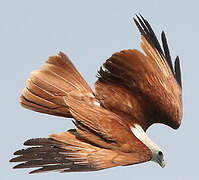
158 159 166 168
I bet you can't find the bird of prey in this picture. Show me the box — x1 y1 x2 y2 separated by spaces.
10 15 182 174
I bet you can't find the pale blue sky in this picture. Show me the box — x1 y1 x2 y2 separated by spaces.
1 0 198 179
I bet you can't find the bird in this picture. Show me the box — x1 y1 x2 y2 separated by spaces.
10 14 182 174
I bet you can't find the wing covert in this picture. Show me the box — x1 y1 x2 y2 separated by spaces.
66 96 149 153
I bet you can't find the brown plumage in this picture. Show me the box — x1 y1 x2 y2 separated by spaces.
10 15 182 173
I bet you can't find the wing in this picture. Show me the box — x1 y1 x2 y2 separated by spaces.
96 15 182 130
11 93 152 173
10 125 151 173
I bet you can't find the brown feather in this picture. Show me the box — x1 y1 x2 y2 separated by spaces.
96 15 182 130
20 52 94 118
95 81 150 130
10 130 151 174
66 96 150 153
97 20 182 130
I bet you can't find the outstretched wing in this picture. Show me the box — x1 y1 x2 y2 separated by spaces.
10 103 152 174
10 133 113 173
96 15 182 130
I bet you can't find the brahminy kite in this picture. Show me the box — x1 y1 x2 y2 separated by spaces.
10 15 182 173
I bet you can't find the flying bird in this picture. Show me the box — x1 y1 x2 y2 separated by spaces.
10 15 182 174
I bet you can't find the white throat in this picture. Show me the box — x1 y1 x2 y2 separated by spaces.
131 124 165 167
130 124 161 154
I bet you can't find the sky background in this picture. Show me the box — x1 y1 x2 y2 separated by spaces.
1 0 198 179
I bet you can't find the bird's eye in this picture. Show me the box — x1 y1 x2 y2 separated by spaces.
158 151 163 156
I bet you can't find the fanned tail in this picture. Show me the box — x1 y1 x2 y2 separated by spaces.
20 52 94 117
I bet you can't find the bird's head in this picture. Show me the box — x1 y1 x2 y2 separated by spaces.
130 124 166 168
151 150 166 168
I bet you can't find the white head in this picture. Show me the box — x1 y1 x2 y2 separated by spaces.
151 148 165 168
131 124 165 168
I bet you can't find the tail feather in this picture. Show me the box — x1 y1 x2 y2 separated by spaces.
20 52 93 117
46 52 91 92
20 93 71 117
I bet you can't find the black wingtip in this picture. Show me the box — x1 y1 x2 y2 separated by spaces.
23 138 60 146
13 163 26 169
10 157 21 162
29 170 39 174
13 149 26 155
9 158 16 162
134 14 164 56
133 17 144 36
134 14 181 87
161 31 174 75
174 56 182 88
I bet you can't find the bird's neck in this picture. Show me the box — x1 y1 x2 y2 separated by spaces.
130 124 161 154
